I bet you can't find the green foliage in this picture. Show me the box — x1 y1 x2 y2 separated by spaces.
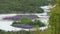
0 0 55 13
34 20 46 27
34 27 41 34
12 18 45 27
49 4 60 34
55 0 60 4
21 17 32 24
12 21 20 24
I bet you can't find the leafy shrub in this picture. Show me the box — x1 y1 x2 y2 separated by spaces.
12 17 46 28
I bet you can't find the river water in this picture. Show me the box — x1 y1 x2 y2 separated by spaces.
0 6 51 31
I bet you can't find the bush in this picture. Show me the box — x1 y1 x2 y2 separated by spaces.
12 18 46 28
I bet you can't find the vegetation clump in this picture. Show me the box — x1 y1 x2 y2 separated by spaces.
12 17 46 28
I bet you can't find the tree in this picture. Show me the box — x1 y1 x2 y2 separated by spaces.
49 4 60 34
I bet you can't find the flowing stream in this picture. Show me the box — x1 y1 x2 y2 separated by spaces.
0 6 52 31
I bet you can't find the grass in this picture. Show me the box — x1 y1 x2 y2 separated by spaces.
40 29 51 34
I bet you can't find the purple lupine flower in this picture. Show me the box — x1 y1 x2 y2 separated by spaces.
3 15 22 20
13 24 32 29
3 15 39 20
